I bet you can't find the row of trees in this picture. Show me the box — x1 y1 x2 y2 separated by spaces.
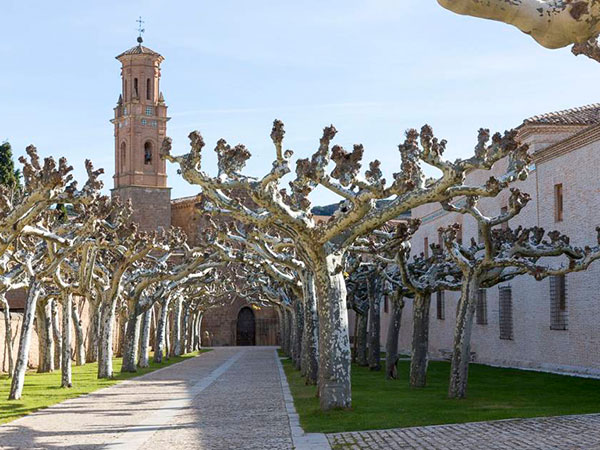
0 143 246 400
160 117 600 409
4 118 599 411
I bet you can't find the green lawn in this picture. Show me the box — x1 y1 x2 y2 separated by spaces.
281 357 600 433
0 350 210 425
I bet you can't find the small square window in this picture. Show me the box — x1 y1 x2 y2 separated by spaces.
145 106 153 116
141 119 147 125
151 120 158 128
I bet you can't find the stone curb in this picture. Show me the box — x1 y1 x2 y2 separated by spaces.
274 350 331 450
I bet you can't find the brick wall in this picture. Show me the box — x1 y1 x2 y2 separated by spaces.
372 125 600 377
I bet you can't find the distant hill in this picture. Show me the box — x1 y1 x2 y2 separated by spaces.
311 200 411 218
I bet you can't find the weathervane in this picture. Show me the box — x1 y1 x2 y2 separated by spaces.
136 16 145 44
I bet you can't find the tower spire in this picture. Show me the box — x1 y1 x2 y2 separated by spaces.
136 16 145 44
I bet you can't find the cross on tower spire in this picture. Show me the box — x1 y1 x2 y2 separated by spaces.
136 16 145 44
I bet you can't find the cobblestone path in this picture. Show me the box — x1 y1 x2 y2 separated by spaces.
327 414 600 449
0 347 294 450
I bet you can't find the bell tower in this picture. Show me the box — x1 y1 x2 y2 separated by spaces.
111 32 171 231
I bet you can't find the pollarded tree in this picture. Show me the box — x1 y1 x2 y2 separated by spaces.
7 158 104 400
218 223 320 384
52 198 115 387
374 220 462 387
120 232 227 372
163 121 529 409
350 229 415 380
93 219 167 379
437 0 600 61
440 191 600 399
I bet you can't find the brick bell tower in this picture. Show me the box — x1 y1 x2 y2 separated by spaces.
111 34 171 232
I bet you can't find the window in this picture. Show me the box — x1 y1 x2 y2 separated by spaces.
146 78 151 100
423 237 429 258
123 107 127 115
151 120 158 128
120 142 126 171
144 142 153 165
554 184 563 222
501 206 509 231
436 291 445 320
141 118 147 125
133 78 139 98
499 286 513 340
145 106 153 116
550 275 568 330
476 289 487 325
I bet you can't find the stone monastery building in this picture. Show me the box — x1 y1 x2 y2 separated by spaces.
112 38 600 375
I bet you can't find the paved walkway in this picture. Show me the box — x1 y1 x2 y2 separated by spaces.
0 347 311 450
3 348 600 449
327 414 600 449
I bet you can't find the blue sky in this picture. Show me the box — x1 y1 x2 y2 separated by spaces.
1 0 598 205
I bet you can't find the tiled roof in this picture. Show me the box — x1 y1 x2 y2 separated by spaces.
116 44 162 59
523 103 600 126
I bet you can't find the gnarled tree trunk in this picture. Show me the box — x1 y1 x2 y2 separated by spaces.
36 299 54 373
72 302 85 366
301 272 318 385
154 299 170 363
9 279 42 400
283 308 292 357
182 303 191 354
355 310 369 367
194 312 203 350
50 299 62 369
61 292 72 388
0 293 14 377
294 300 303 371
87 303 100 363
97 301 116 379
315 252 351 410
138 308 152 368
172 297 183 356
367 279 382 371
385 297 404 380
121 312 141 373
410 293 431 388
448 273 479 399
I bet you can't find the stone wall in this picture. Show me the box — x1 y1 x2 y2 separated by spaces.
201 297 280 347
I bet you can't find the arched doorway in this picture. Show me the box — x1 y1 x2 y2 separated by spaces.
236 307 256 346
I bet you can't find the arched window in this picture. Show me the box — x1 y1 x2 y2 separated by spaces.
120 142 126 171
133 78 139 98
146 78 151 100
144 141 153 165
